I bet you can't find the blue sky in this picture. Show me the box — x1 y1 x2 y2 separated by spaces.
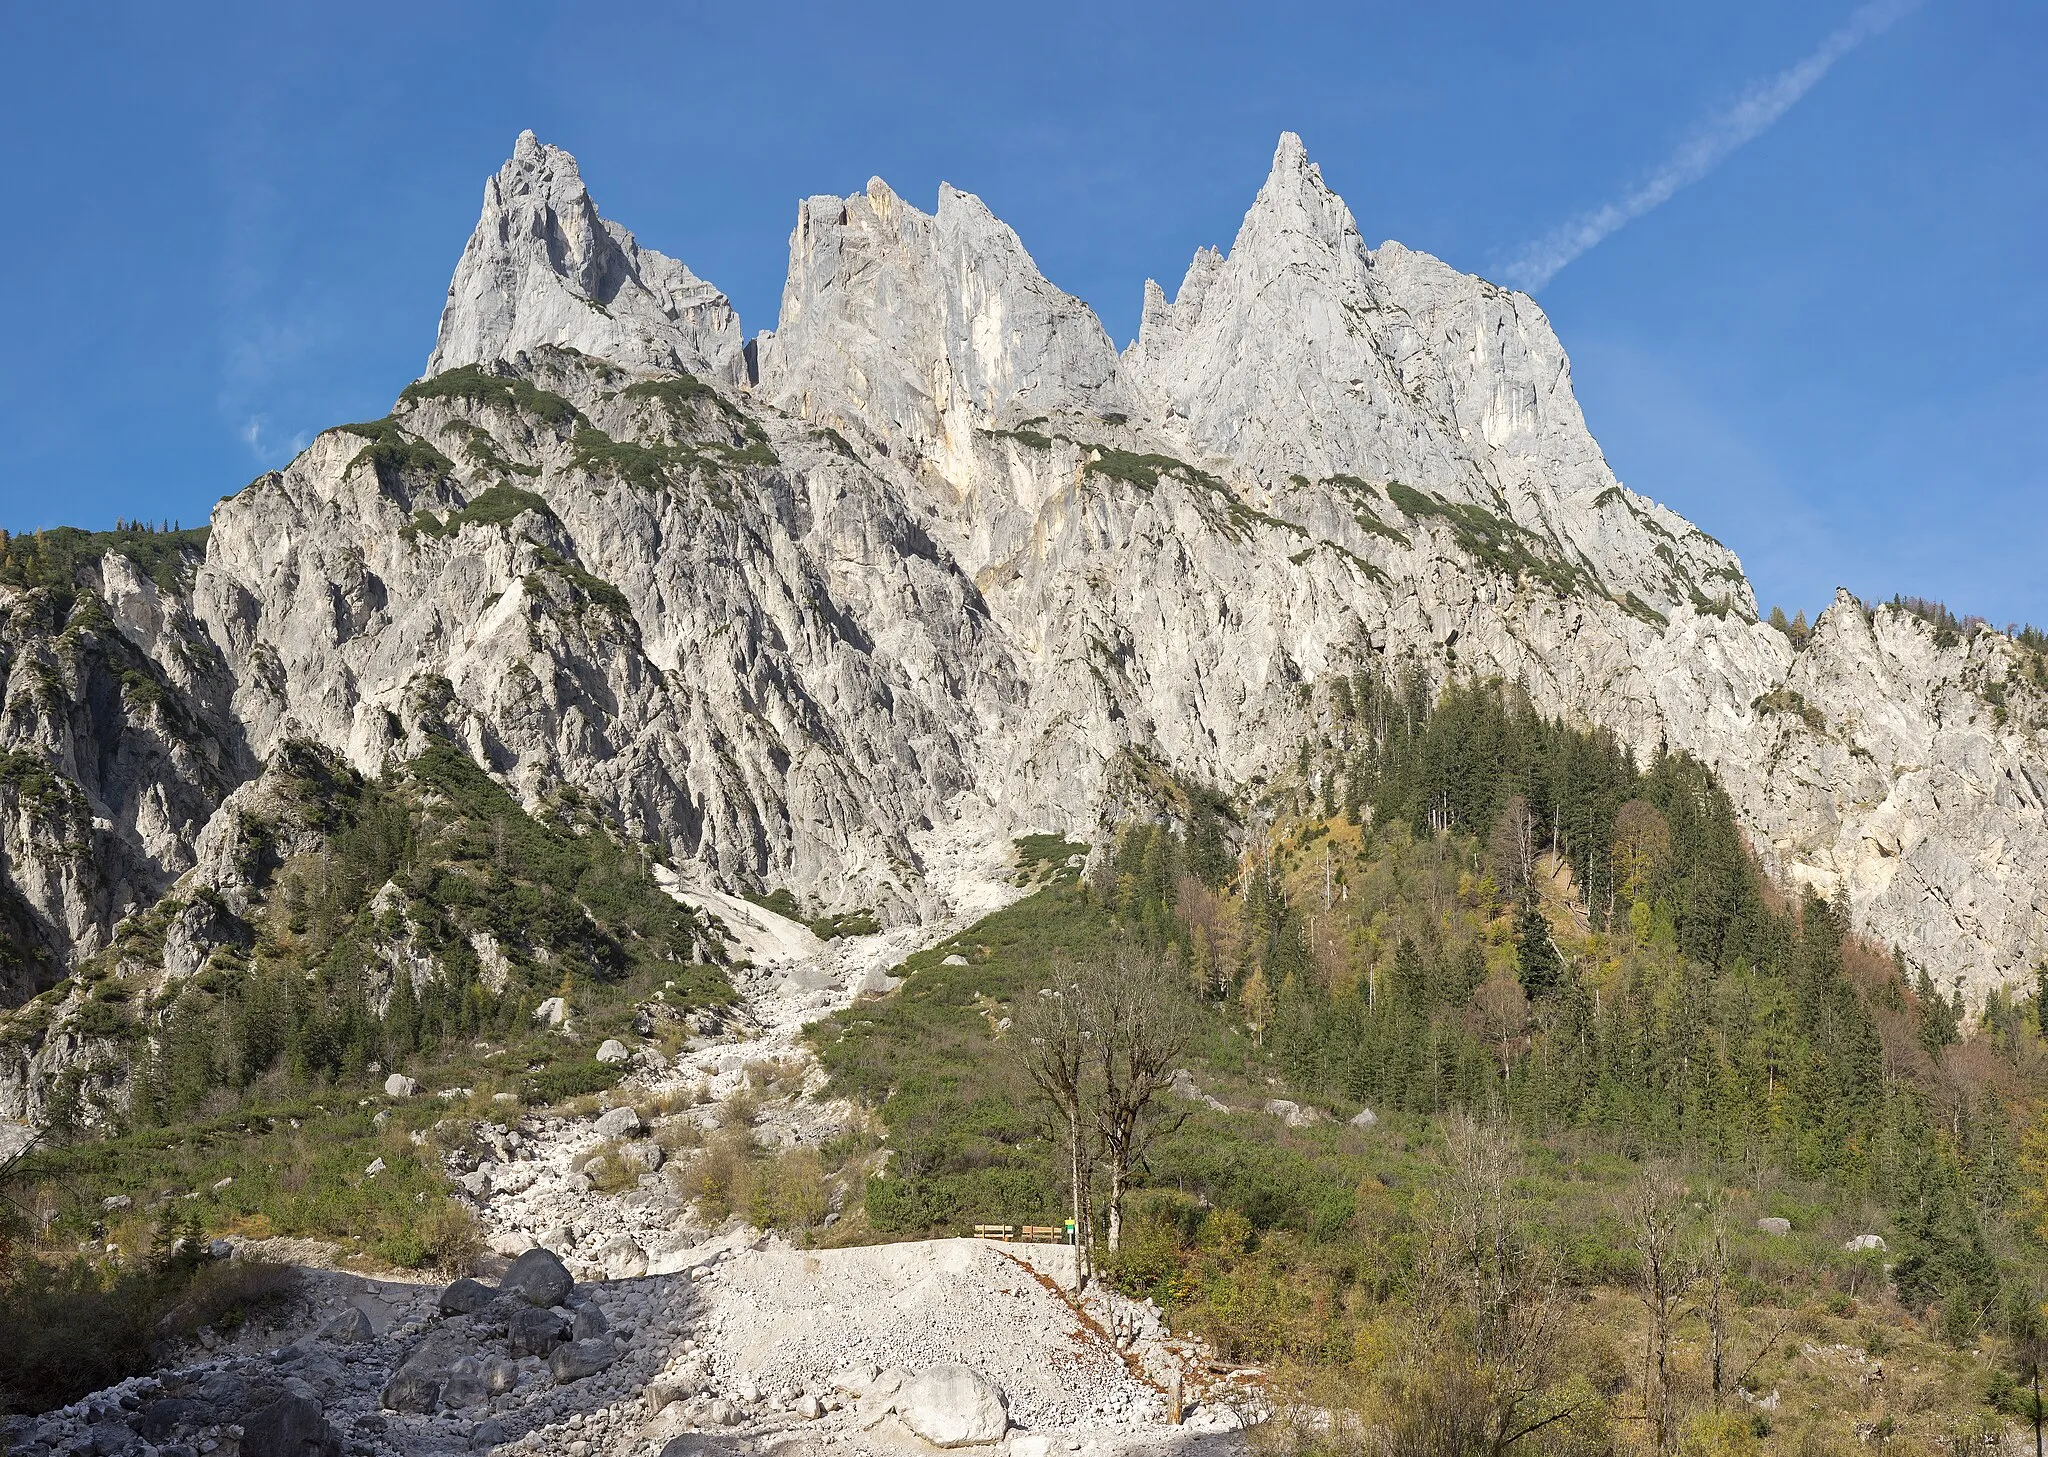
1 1 2041 626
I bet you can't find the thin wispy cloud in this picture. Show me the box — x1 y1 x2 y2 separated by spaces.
1502 0 1922 292
238 413 310 462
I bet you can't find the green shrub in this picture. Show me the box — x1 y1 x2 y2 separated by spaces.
570 426 689 491
523 1058 625 1105
0 1249 297 1415
400 365 584 431
676 1131 755 1221
1083 447 1218 493
749 1149 831 1231
1 1257 177 1413
407 484 553 542
0 523 210 600
621 374 721 416
334 418 453 486
1752 687 1827 732
810 911 881 940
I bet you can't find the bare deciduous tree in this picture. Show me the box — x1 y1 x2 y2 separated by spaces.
1015 963 1094 1289
1081 945 1194 1254
1411 1114 1581 1455
1627 1167 1701 1454
1015 943 1195 1280
1488 795 1537 895
1474 972 1531 1084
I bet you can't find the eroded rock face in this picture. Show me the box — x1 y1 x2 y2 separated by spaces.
757 176 1128 486
0 548 247 993
731 131 2048 992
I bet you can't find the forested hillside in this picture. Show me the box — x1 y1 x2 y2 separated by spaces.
814 678 2048 1453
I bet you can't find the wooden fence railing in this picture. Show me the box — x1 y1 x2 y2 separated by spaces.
971 1223 1070 1244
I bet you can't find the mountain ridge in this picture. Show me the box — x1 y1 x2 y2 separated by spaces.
2 128 2044 1122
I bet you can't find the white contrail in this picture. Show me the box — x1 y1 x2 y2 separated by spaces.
1502 0 1922 292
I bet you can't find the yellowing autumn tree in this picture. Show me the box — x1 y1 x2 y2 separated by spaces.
1240 966 1273 1048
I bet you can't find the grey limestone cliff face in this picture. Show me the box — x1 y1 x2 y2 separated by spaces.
0 127 2041 1038
1120 134 1743 618
0 546 248 997
192 351 1011 927
756 176 1128 490
428 130 745 385
733 131 2045 991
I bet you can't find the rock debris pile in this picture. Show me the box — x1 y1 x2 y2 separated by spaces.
11 852 1243 1457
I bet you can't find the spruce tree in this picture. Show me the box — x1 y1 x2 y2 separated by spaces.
1515 896 1562 998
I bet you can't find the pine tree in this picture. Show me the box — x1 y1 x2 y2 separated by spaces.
1917 968 1960 1055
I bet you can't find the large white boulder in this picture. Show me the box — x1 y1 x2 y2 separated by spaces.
1263 1098 1327 1127
896 1364 1008 1448
532 997 570 1028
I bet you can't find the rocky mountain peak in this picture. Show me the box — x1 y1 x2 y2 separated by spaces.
428 133 744 383
1119 133 1748 615
3 120 2043 1106
755 175 1125 469
1244 130 1364 255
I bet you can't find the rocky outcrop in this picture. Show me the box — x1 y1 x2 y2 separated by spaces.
0 540 247 996
430 131 744 385
188 349 1008 923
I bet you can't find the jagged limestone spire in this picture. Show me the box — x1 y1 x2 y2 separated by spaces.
428 131 744 383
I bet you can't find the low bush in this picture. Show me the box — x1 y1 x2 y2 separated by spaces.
154 1258 301 1340
373 1201 482 1275
524 1058 625 1105
0 1248 296 1415
718 1088 759 1129
749 1149 831 1232
675 1132 755 1222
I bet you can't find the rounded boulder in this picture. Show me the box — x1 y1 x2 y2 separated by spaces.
896 1364 1008 1448
438 1277 495 1316
501 1246 574 1307
548 1338 620 1384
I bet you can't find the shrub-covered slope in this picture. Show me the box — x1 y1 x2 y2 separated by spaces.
1 733 728 1128
811 683 2048 1452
